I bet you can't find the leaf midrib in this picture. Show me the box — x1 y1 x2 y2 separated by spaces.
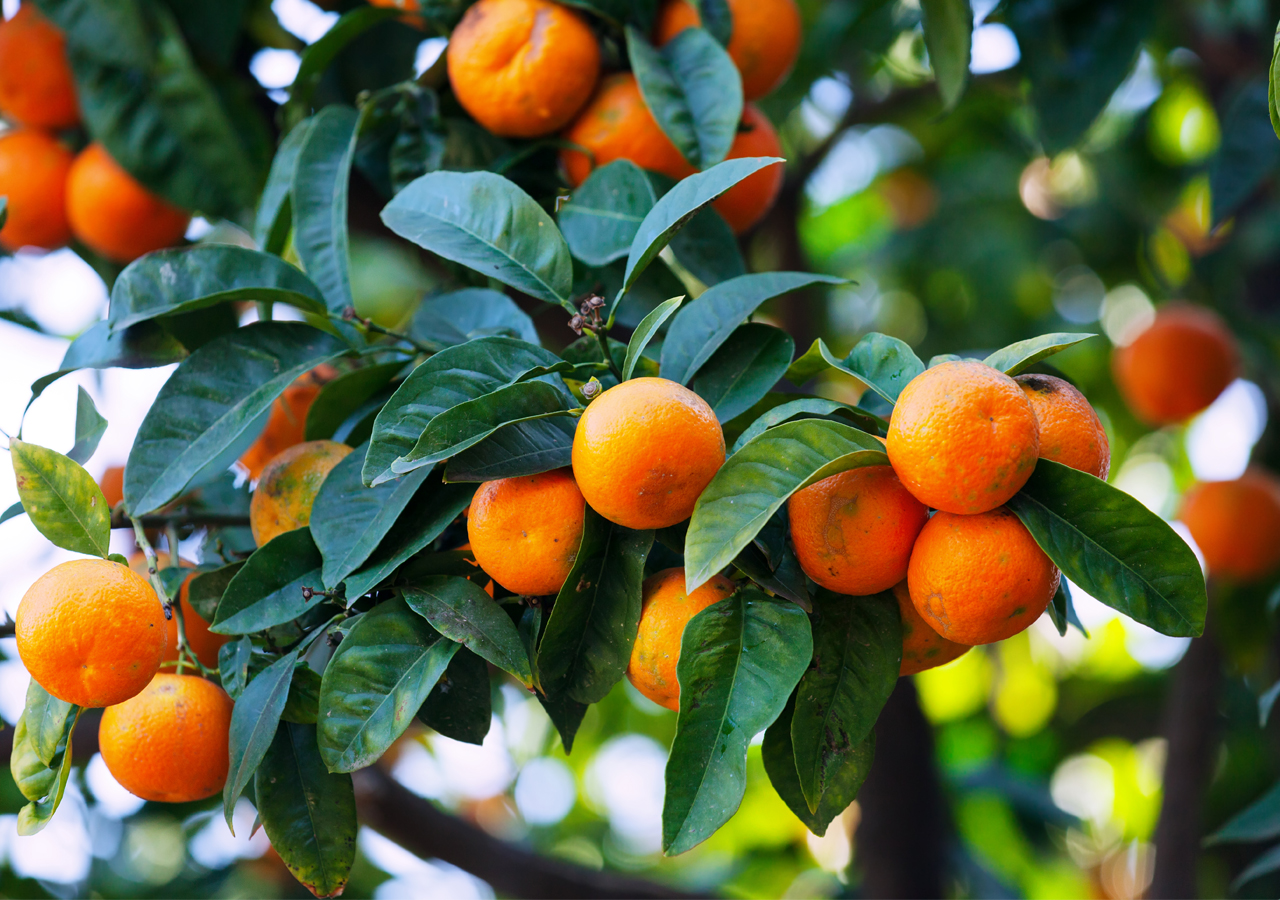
19 446 106 556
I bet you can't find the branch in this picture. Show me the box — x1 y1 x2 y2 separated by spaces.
353 766 715 900
109 512 251 529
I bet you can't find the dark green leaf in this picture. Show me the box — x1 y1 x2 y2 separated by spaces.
560 160 657 266
211 529 325 635
404 576 534 687
445 418 576 482
1209 80 1280 225
11 440 110 557
124 322 347 514
792 591 899 812
667 206 745 287
730 398 880 454
623 296 683 381
187 561 245 623
663 588 812 853
305 363 403 442
218 637 254 700
283 664 323 725
690 323 793 423
538 509 654 704
29 320 188 404
67 387 107 465
382 171 574 305
287 7 401 116
1234 844 1280 891
224 651 297 830
920 0 971 110
20 681 75 769
294 105 359 313
1208 779 1280 845
318 597 459 772
254 120 312 255
685 420 887 591
1261 680 1280 728
411 289 540 347
1271 20 1280 140
0 502 24 526
256 723 356 899
537 690 589 754
1006 460 1207 638
418 648 492 745
982 333 1096 376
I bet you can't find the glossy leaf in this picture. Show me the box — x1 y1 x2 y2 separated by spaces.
660 272 843 385
11 440 110 558
254 119 312 255
224 651 297 829
667 206 745 287
1006 460 1207 638
538 509 654 704
627 25 742 168
404 576 533 687
730 398 880 454
282 664 323 725
382 171 574 305
256 723 356 899
663 588 812 853
211 529 325 635
446 418 577 482
1208 779 1280 845
187 561 244 622
288 7 400 115
685 420 888 592
15 709 79 836
124 322 347 515
411 288 540 347
294 105 358 312
982 332 1096 376
792 591 900 812
305 362 404 442
418 647 492 745
1210 80 1280 224
920 0 971 110
219 638 254 699
68 387 107 465
785 334 923 404
559 160 657 266
21 681 75 768
623 296 682 381
29 320 188 403
690 323 794 423
317 598 459 772
109 246 326 332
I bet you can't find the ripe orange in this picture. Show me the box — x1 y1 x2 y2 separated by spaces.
98 673 232 802
887 360 1041 515
1179 469 1280 583
560 73 696 188
249 439 353 546
1016 374 1111 479
712 104 784 234
654 0 802 100
907 507 1059 645
466 469 586 595
99 465 125 509
0 5 79 129
572 377 725 530
892 580 969 676
16 559 168 708
0 130 73 252
66 143 190 263
128 553 227 670
1112 302 1238 425
239 367 336 480
788 465 929 596
447 0 600 138
627 567 737 710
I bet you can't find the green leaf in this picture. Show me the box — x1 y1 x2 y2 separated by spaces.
623 157 783 293
685 420 888 592
689 323 794 423
211 529 325 635
124 322 347 515
20 681 75 768
256 723 357 899
623 296 683 381
1208 779 1280 845
29 319 188 404
560 160 657 266
1006 460 1207 638
287 7 401 116
11 713 58 804
311 444 434 589
318 598 459 772
363 337 564 486
730 398 880 454
218 637 254 699
920 0 971 111
762 693 873 835
660 272 843 385
667 206 745 287
187 561 244 622
626 25 742 168
538 509 654 704
305 363 403 442
282 664 323 725
446 418 577 482
15 708 80 836
404 576 534 687
417 647 492 745
67 387 107 465
411 288 540 347
224 651 297 830
294 105 359 313
0 197 6 228
382 171 574 305
663 588 812 853
1271 20 1280 140
0 501 24 526
785 334 924 404
538 690 589 754
982 333 1097 376
254 120 312 255
109 246 326 333
1234 844 1280 891
1209 80 1280 225
11 440 110 557
792 591 899 812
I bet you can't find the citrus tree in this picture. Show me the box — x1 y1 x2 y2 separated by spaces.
3 0 1280 897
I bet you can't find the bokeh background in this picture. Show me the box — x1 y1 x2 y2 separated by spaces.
3 0 1280 897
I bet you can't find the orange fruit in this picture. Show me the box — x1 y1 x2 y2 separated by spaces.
1179 470 1280 583
627 567 737 710
249 439 353 546
1016 374 1111 479
98 673 232 802
447 0 600 138
572 377 725 530
127 553 227 670
66 143 190 263
1111 302 1238 426
466 469 586 595
239 367 336 480
907 507 1059 645
0 5 79 129
712 104 784 234
892 580 969 676
887 360 1040 515
0 129 73 252
654 0 801 100
560 72 696 187
788 465 929 596
99 465 125 509
16 559 168 708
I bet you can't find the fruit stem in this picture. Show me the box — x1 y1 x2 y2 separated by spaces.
588 326 623 381
338 306 439 355
165 522 196 677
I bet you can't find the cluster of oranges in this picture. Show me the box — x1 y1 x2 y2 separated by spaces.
431 0 799 234
0 6 190 262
